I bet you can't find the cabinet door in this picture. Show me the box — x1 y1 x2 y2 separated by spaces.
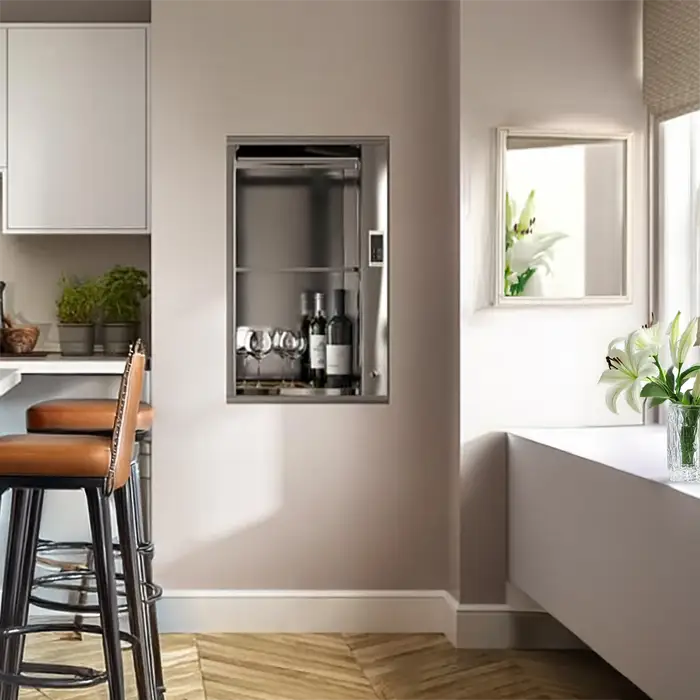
6 27 148 232
0 29 6 169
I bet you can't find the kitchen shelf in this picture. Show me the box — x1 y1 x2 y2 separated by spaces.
235 267 361 274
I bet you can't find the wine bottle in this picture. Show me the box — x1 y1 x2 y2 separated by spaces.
309 292 327 388
299 291 312 383
326 289 353 389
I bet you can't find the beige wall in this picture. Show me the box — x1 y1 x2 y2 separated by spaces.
458 0 647 603
151 0 457 591
0 0 150 23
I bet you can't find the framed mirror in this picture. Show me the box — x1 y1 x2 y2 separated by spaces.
494 128 632 305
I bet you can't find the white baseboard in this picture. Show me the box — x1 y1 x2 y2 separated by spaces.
157 589 585 649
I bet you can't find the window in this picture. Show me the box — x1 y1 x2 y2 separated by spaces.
659 111 700 322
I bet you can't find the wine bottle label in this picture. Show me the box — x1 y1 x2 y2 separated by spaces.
326 345 351 375
309 334 326 369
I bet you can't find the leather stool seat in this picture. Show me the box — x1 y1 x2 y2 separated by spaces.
27 399 153 435
0 435 124 485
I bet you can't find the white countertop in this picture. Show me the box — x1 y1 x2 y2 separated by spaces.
508 424 700 700
0 369 21 398
509 425 700 500
0 354 133 375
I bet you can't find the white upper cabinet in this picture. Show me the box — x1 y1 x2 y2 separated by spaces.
0 29 7 170
5 27 148 233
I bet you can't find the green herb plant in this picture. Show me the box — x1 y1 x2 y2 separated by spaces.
56 276 99 325
98 266 150 324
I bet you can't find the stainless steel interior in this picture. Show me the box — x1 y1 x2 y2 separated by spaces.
226 137 389 402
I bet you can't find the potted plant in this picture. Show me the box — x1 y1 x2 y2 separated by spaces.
98 266 149 356
600 312 700 482
56 276 99 356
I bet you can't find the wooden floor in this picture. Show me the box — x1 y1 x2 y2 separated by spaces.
16 633 651 700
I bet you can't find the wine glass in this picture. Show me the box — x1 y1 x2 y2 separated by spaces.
284 331 307 386
271 328 290 387
246 329 273 388
235 327 252 389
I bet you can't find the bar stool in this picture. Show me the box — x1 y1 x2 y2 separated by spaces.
0 340 155 700
24 398 164 698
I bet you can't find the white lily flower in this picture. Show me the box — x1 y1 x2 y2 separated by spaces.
635 320 664 356
599 331 657 414
667 311 698 367
506 231 568 277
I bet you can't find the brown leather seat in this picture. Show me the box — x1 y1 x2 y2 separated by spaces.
0 343 146 491
27 399 153 434
0 434 125 484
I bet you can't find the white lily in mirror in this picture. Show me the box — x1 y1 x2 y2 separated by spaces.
599 332 657 413
504 189 567 296
506 231 568 277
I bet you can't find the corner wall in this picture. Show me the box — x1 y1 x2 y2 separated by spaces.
458 0 648 604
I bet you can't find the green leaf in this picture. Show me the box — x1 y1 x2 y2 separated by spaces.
640 383 668 398
647 396 666 408
666 367 676 393
679 364 700 386
684 390 694 405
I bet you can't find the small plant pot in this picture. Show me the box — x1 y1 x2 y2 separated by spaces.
102 323 137 356
58 324 95 357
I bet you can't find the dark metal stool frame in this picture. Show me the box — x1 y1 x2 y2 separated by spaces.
0 341 157 700
27 436 165 699
0 476 153 700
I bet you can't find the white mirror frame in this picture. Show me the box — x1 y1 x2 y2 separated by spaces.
493 127 634 307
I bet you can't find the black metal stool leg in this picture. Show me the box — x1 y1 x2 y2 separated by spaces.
85 488 125 700
115 483 155 700
130 461 165 697
4 489 44 700
0 489 29 700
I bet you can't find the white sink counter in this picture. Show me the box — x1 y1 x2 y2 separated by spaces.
0 354 140 375
508 425 699 700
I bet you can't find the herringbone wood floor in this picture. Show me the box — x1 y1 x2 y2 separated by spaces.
15 633 651 700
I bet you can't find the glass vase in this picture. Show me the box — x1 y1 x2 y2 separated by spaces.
667 402 700 482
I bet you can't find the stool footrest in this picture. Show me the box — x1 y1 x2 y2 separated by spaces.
36 538 155 559
31 570 162 614
0 622 137 689
0 662 107 689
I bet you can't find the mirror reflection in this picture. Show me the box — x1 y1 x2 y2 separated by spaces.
499 132 628 301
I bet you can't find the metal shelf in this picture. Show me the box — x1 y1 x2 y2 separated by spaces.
234 267 361 274
227 393 388 405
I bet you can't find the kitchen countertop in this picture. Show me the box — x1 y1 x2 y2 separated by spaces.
0 369 21 397
0 354 141 375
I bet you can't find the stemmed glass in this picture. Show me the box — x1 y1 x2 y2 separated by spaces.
246 329 273 388
271 328 289 387
283 331 307 387
236 327 252 390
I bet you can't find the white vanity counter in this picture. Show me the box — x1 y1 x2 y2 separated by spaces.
508 425 699 700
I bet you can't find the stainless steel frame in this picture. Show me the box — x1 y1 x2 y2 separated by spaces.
226 136 390 403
